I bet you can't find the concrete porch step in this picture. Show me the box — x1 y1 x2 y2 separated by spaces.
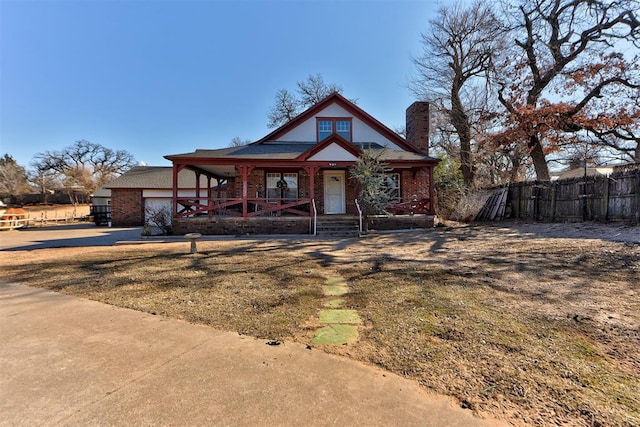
316 219 359 237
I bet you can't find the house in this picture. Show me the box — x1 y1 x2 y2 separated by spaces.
91 187 111 207
553 166 615 180
110 93 439 234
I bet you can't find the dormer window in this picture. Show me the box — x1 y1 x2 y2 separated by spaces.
317 118 352 142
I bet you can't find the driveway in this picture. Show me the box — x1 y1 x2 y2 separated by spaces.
0 224 143 251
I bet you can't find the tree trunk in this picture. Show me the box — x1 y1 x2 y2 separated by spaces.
528 135 551 181
451 87 474 186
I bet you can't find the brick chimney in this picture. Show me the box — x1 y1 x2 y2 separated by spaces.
406 102 430 155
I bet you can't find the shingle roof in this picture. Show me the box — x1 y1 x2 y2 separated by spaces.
166 141 436 162
104 166 210 189
166 142 313 160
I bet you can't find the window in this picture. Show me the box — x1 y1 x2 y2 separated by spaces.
266 172 298 202
384 173 400 202
316 118 352 141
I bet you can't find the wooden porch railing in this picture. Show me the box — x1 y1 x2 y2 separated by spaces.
385 198 432 215
175 196 433 219
176 197 313 218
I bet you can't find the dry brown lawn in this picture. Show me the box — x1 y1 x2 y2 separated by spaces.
2 222 639 426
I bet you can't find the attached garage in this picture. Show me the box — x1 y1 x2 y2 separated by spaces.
104 167 209 227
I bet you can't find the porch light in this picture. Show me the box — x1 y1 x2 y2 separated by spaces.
328 162 337 167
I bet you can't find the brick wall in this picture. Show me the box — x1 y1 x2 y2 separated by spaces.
110 189 143 226
401 169 432 201
173 215 435 235
173 217 312 235
345 173 359 215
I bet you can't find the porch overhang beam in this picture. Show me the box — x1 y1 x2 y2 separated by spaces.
182 164 228 181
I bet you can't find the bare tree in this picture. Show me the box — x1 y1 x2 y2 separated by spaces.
229 137 252 147
296 74 342 107
31 140 136 198
267 89 300 129
267 74 351 128
495 0 640 181
0 154 32 199
411 1 502 187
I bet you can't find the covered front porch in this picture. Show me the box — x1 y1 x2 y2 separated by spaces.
165 144 437 236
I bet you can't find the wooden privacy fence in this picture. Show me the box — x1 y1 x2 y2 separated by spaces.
505 168 639 223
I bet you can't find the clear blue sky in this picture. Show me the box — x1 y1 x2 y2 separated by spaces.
1 0 437 168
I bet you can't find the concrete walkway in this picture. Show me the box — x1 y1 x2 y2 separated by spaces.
0 283 501 426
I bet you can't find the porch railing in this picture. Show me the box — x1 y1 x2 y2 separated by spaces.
175 196 433 219
312 199 317 235
354 199 363 234
176 197 313 218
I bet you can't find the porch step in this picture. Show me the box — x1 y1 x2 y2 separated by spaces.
316 219 360 237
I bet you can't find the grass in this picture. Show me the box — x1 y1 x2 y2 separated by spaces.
2 226 639 426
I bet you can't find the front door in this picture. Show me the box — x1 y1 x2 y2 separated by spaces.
324 171 345 214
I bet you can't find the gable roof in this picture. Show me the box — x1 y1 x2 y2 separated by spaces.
295 134 362 161
164 92 439 168
256 92 420 152
105 166 211 189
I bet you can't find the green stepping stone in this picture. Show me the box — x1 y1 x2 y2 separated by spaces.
312 324 359 345
323 285 348 296
326 276 346 286
319 309 362 325
324 298 345 308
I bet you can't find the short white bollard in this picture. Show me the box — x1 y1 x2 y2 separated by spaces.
184 233 202 254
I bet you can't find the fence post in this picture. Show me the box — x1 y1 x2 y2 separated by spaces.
550 183 557 222
601 176 610 221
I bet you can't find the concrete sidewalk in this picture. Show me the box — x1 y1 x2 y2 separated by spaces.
0 283 500 426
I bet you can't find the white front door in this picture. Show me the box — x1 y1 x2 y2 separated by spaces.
324 171 345 214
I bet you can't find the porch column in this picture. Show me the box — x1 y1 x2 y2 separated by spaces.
304 166 319 217
237 165 254 218
207 176 213 218
195 171 201 206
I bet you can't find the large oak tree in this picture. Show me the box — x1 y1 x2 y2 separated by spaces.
495 0 640 181
31 140 136 197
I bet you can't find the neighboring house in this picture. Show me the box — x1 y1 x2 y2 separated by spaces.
91 187 111 207
110 93 439 234
554 166 615 180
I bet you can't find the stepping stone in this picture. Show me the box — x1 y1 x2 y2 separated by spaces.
326 276 346 286
323 298 345 308
319 309 362 325
323 285 348 296
312 324 359 345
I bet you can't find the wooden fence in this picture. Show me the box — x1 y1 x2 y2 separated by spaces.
506 168 639 223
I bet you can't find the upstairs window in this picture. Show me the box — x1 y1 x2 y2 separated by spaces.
317 118 352 142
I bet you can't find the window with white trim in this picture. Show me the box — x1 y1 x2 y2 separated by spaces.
317 118 352 141
384 173 401 202
266 172 298 202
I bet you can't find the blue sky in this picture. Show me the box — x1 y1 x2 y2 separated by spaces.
1 0 437 168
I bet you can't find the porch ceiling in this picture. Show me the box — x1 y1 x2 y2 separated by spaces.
188 165 237 178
